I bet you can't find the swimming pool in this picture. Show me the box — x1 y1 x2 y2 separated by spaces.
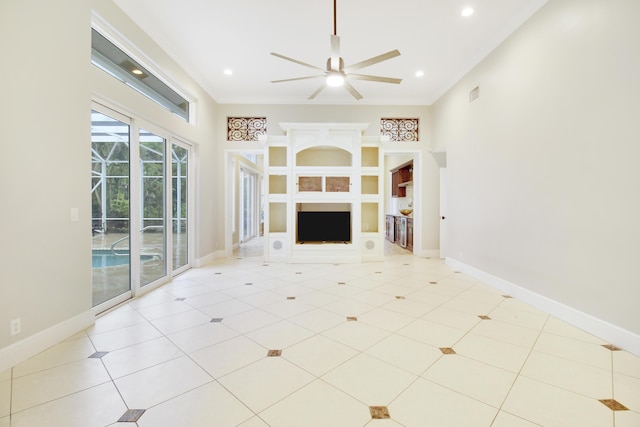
92 249 154 268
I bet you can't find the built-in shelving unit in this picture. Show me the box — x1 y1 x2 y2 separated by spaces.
263 123 384 263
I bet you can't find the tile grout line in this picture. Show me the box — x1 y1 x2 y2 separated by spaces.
114 302 257 424
9 367 13 427
488 313 551 426
610 347 616 427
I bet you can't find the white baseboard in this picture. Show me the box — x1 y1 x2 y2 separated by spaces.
446 258 640 357
419 249 441 258
193 252 216 267
0 310 95 372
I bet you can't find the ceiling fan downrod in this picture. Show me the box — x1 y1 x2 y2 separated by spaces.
333 0 337 36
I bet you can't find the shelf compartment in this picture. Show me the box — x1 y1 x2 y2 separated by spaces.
361 175 379 194
269 203 287 232
269 146 287 167
269 175 287 194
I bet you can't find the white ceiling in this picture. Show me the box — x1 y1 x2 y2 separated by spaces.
112 0 548 106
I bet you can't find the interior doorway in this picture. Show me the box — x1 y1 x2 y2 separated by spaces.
225 150 265 258
384 150 422 256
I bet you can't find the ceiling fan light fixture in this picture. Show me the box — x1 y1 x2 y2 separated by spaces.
270 0 400 99
326 71 345 87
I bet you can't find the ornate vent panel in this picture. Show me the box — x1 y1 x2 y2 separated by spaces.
326 176 350 192
298 176 322 192
227 117 267 141
380 118 419 142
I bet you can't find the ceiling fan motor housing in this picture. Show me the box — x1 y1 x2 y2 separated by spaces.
326 57 345 72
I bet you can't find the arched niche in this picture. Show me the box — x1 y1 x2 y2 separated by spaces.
295 145 352 167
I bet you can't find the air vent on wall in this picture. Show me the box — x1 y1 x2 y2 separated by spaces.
469 86 480 103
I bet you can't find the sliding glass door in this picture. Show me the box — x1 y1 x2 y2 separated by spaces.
240 168 259 242
91 110 132 306
91 105 192 311
172 142 189 271
139 129 167 286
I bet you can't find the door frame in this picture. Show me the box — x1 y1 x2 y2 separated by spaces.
383 148 422 256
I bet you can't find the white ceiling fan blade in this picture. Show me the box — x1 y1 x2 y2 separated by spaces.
343 81 363 100
307 84 326 100
330 35 340 70
271 75 325 83
270 52 324 71
347 73 402 84
344 49 401 73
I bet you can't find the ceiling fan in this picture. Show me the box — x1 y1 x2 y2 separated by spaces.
270 0 402 100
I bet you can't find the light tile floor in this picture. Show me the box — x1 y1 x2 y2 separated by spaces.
2 242 639 426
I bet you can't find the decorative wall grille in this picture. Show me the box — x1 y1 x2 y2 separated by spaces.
380 118 419 142
227 117 267 141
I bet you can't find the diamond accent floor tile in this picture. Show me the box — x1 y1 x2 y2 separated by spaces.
118 409 146 422
599 399 629 411
440 347 456 354
88 351 109 358
370 406 390 419
602 344 622 351
267 350 282 357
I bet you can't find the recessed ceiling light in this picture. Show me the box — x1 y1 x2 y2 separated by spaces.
415 70 425 77
461 7 474 17
131 69 143 75
224 68 233 75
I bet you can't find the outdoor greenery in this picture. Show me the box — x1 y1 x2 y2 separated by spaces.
92 139 187 233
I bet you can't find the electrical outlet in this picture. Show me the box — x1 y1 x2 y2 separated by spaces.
10 318 21 336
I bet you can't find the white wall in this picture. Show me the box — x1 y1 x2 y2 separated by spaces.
432 0 640 350
0 0 220 367
0 0 93 361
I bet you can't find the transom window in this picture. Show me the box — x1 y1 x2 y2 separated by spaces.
91 29 190 121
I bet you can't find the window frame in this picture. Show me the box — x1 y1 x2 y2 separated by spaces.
91 17 194 123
